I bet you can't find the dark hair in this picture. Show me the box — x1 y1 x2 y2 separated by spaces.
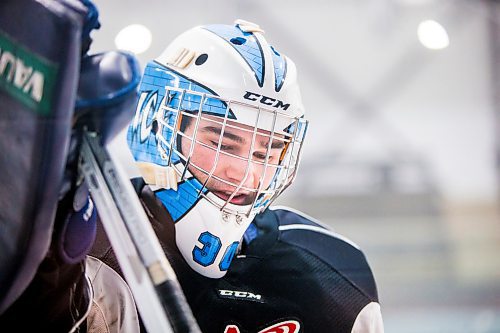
177 111 195 154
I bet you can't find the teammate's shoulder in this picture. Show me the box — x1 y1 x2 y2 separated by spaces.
266 206 379 301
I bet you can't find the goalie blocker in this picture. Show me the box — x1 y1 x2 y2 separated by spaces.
0 0 144 331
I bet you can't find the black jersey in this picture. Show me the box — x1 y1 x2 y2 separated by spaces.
91 184 384 333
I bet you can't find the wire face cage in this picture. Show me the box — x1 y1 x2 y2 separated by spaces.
153 85 308 218
127 60 308 223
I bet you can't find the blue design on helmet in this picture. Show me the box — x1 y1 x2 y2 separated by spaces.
269 45 287 92
155 179 207 221
127 61 231 221
203 24 265 87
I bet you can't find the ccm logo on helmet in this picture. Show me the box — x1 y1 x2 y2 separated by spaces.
243 91 290 110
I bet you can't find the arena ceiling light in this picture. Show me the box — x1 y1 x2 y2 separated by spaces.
417 19 450 50
114 24 152 54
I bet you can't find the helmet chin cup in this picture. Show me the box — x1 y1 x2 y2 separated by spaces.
175 196 255 278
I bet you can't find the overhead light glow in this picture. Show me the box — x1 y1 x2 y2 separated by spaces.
114 24 152 54
417 20 450 50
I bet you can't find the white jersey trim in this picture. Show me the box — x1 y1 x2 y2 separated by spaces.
271 205 360 250
278 224 360 250
351 302 384 333
270 205 333 230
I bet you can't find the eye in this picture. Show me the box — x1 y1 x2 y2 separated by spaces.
253 152 268 160
210 140 233 151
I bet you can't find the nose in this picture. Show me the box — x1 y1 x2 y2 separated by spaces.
223 157 260 190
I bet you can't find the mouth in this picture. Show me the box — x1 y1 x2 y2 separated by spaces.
212 190 253 205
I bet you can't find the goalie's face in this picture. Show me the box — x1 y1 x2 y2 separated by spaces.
179 114 286 206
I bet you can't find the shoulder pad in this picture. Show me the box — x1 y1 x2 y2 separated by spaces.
270 206 379 301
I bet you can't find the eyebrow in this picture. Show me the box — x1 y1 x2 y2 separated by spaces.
201 125 286 149
200 126 245 144
261 138 285 149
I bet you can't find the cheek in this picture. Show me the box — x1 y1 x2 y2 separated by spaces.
258 163 278 187
190 144 214 170
264 169 276 185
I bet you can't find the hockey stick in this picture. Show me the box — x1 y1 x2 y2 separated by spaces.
79 130 201 333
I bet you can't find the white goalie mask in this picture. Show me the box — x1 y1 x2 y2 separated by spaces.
127 20 308 278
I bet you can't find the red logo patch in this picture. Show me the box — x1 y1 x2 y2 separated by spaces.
224 320 300 333
224 325 241 333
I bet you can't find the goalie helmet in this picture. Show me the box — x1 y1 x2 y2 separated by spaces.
127 20 308 278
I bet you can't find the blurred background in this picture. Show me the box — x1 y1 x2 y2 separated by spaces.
90 0 500 332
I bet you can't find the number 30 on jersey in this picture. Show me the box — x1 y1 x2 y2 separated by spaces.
192 231 239 272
